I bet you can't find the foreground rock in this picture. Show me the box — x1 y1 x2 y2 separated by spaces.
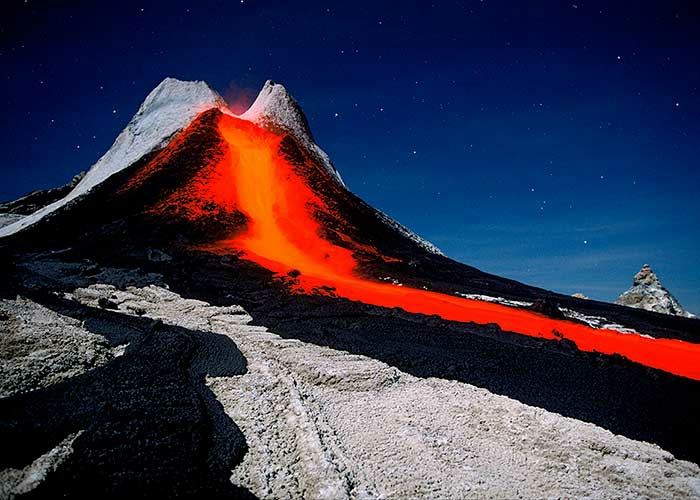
0 287 253 499
3 283 696 499
0 298 112 398
616 264 695 318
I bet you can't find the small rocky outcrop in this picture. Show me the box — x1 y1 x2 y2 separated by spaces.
0 172 85 216
615 264 695 318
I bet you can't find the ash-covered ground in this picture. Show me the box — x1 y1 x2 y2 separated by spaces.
1 243 699 499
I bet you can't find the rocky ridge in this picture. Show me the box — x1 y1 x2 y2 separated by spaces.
616 264 695 318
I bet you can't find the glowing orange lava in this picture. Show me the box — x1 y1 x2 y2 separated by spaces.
213 114 700 381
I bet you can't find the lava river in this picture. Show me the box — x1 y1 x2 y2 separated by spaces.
209 113 700 381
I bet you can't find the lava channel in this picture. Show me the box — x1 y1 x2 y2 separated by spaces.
208 113 700 381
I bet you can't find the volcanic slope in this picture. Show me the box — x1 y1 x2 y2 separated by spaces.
1 78 699 496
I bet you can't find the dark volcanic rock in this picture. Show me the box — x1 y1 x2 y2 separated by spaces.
528 298 565 319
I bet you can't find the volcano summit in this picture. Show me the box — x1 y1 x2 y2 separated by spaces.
0 78 699 498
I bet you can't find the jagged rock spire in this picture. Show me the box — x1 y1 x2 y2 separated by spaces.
616 264 695 318
632 264 660 287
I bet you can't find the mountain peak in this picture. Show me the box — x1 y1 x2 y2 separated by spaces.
239 80 345 186
76 77 229 196
140 77 227 115
239 80 311 136
0 77 228 237
616 264 695 318
633 264 660 286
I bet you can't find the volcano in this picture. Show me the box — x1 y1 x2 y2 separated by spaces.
1 78 699 498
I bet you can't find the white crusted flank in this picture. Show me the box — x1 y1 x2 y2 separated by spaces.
0 78 228 237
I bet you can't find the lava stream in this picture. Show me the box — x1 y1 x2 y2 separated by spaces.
213 114 700 381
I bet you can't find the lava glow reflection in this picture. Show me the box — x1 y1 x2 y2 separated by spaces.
213 114 700 381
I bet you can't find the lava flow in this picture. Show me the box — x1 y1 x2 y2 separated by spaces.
210 113 700 381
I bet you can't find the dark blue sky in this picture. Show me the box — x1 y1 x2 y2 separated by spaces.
2 0 699 312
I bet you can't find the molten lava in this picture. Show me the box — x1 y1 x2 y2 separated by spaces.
210 114 700 381
218 118 358 279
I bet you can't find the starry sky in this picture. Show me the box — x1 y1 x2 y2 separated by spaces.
2 0 699 312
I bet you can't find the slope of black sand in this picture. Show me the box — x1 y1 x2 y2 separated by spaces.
277 124 700 343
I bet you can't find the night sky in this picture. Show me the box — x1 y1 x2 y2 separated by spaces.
2 1 699 312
